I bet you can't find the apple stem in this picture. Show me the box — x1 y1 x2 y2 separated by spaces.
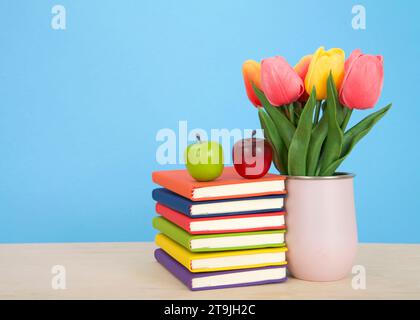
251 130 257 157
196 133 201 143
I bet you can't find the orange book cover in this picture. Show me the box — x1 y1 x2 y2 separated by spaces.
152 166 286 201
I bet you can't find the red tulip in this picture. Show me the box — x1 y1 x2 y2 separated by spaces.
261 56 304 106
339 49 384 109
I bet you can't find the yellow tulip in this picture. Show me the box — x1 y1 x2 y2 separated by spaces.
304 47 345 100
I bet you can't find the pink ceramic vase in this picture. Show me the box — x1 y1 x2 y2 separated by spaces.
285 174 358 281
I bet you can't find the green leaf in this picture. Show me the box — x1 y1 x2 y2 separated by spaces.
252 84 296 148
306 108 328 175
342 103 392 157
258 108 288 174
309 89 348 176
287 88 317 176
318 73 344 176
320 104 392 175
336 99 346 127
258 109 281 172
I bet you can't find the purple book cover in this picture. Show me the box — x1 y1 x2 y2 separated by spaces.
154 249 287 291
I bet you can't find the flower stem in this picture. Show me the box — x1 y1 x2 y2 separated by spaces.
341 109 353 131
288 103 295 125
314 101 321 125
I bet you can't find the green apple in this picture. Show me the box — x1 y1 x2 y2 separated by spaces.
184 134 224 182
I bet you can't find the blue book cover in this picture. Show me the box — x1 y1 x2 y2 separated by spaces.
152 188 285 218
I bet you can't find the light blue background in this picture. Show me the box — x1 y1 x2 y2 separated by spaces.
1 0 419 243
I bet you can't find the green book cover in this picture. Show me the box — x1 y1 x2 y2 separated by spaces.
152 216 286 252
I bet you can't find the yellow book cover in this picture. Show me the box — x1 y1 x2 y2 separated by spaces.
155 233 288 273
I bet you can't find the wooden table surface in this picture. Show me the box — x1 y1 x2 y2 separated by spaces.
0 242 419 300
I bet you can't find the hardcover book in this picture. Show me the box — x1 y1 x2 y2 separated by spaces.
155 233 288 273
153 216 286 252
152 166 286 201
156 203 286 234
155 249 287 291
152 188 285 218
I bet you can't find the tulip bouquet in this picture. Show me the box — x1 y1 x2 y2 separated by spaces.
242 47 392 176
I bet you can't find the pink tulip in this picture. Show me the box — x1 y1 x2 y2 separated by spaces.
261 56 304 106
339 49 384 109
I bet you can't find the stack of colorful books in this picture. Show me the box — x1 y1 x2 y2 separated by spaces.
151 167 287 291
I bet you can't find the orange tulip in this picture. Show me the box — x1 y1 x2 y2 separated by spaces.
294 55 312 101
294 54 312 80
242 60 262 107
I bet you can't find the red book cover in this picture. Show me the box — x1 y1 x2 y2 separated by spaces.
155 203 286 235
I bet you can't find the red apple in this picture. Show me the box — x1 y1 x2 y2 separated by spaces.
232 130 273 179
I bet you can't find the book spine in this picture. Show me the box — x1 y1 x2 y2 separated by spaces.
152 172 193 200
155 218 192 250
152 189 192 216
156 203 193 232
155 234 193 271
154 249 193 290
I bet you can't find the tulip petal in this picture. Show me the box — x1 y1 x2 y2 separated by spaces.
261 56 304 106
305 47 345 100
339 50 384 109
294 55 312 102
242 60 262 107
294 55 312 80
344 49 362 71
